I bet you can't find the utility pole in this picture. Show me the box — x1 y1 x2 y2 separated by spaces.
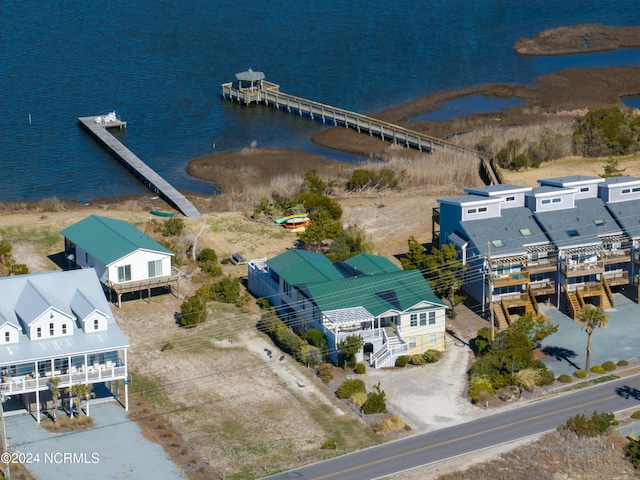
488 242 495 342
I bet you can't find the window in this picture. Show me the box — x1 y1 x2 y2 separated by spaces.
552 198 561 203
37 327 42 338
622 188 631 194
94 319 99 330
567 229 580 237
593 218 605 226
478 207 487 213
634 187 640 193
284 281 291 297
419 313 427 326
85 252 89 264
410 314 417 327
4 332 9 342
408 337 417 349
519 228 533 236
117 264 131 282
62 324 67 334
148 259 162 278
506 196 515 202
467 208 477 214
429 334 437 345
580 187 589 192
429 312 436 325
541 199 551 205
491 239 504 248
49 322 54 336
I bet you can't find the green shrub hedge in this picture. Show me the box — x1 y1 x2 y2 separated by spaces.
618 359 629 367
602 361 617 371
590 365 606 374
355 363 366 375
574 369 587 378
410 354 424 366
396 355 409 367
558 374 572 383
336 378 366 399
423 350 441 363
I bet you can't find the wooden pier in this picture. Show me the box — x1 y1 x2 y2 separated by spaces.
221 70 491 162
78 114 202 218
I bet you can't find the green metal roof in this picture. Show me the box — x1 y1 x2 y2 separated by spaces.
343 253 401 275
307 269 445 317
60 215 173 266
266 249 344 286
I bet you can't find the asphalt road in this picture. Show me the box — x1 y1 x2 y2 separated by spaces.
262 374 640 480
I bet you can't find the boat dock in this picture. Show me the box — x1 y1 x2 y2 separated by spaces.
78 114 202 218
221 69 491 161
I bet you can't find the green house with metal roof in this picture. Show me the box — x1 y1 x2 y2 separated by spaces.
248 249 446 368
61 215 178 307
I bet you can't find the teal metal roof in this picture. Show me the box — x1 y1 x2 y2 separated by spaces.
266 249 343 286
307 269 445 317
60 215 173 266
343 253 401 275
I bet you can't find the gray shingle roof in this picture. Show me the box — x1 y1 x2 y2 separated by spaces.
0 269 129 366
606 200 640 240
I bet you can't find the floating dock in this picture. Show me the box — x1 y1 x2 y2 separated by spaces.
221 69 491 161
78 113 202 218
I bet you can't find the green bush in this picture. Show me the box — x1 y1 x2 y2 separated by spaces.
295 344 322 367
630 410 640 420
257 298 271 310
574 369 587 378
423 350 441 364
162 218 184 236
361 383 386 414
201 262 222 277
355 363 366 375
602 361 617 372
618 359 629 367
350 391 368 409
179 296 206 327
590 365 606 374
197 248 218 263
560 411 617 438
535 365 556 386
468 375 495 403
336 378 366 400
317 363 334 385
626 438 640 469
396 355 409 368
321 439 337 450
558 374 573 384
410 354 424 366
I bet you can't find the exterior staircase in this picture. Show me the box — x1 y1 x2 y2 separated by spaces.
602 278 614 310
565 290 582 320
371 327 407 369
493 303 509 331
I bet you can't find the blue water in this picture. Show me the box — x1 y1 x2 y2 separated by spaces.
1 1 639 202
413 95 526 122
623 96 640 110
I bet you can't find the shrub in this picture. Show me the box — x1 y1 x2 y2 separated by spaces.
630 410 640 420
514 368 541 392
336 378 366 400
560 411 617 437
574 369 587 378
317 363 334 385
558 374 572 384
210 277 241 304
362 383 386 414
197 248 218 263
602 361 617 371
626 438 640 469
396 355 409 368
350 391 368 409
373 415 406 434
201 262 222 277
468 375 495 403
257 298 271 310
179 296 206 327
355 363 366 375
410 354 424 366
618 359 629 367
321 439 337 450
423 349 441 364
535 365 557 386
162 218 185 236
590 365 606 374
295 344 322 367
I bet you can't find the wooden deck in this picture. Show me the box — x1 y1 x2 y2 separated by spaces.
221 82 491 162
78 115 202 218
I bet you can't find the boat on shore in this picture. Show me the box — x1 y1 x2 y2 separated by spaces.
275 213 309 224
283 217 311 229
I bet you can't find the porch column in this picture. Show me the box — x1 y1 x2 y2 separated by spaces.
124 349 128 411
35 362 40 424
84 353 88 384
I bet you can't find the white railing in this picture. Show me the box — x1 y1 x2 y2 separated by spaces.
0 366 127 394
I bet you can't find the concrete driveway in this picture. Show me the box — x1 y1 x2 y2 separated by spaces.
540 292 640 377
4 401 185 480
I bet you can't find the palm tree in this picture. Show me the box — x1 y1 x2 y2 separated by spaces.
47 376 60 422
577 304 609 373
66 383 95 418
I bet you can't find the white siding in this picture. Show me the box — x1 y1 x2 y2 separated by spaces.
28 309 75 341
0 323 20 345
107 250 172 284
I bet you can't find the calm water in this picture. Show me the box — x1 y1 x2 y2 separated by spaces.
412 95 526 122
1 1 639 202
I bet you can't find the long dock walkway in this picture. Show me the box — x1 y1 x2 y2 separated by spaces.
78 114 202 218
221 70 491 162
